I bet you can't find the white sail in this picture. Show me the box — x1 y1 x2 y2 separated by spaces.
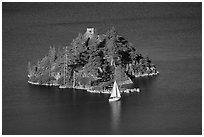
116 82 121 98
110 81 121 98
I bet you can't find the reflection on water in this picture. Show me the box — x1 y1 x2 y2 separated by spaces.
109 101 121 134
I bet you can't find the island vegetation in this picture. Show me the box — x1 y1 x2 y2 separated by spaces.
27 27 159 93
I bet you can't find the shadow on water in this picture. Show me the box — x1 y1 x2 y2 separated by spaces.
27 83 109 107
27 84 78 106
133 76 159 91
122 75 159 95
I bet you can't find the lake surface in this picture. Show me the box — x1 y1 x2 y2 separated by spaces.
2 2 202 135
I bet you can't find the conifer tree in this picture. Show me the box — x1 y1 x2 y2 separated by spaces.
48 46 56 63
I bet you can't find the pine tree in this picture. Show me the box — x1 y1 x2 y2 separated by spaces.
48 46 56 63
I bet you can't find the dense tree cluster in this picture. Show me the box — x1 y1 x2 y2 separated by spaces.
28 27 158 90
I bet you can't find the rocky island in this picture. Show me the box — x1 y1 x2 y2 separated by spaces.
27 27 159 94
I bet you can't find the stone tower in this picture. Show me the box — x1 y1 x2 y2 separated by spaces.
85 28 95 39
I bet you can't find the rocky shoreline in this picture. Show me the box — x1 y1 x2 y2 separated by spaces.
134 71 159 77
28 80 141 94
28 70 159 94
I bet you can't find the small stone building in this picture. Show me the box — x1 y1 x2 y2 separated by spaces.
84 28 95 39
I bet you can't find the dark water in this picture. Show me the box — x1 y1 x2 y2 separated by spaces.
2 3 202 135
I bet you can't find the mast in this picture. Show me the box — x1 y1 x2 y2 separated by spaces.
116 82 121 98
63 55 65 85
115 85 118 98
110 81 117 98
110 58 118 98
73 70 75 88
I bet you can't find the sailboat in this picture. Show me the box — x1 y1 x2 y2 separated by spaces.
109 81 121 102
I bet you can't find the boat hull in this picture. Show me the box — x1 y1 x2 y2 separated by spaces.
109 97 121 102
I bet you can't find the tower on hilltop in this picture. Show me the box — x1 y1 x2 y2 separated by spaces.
85 28 95 39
